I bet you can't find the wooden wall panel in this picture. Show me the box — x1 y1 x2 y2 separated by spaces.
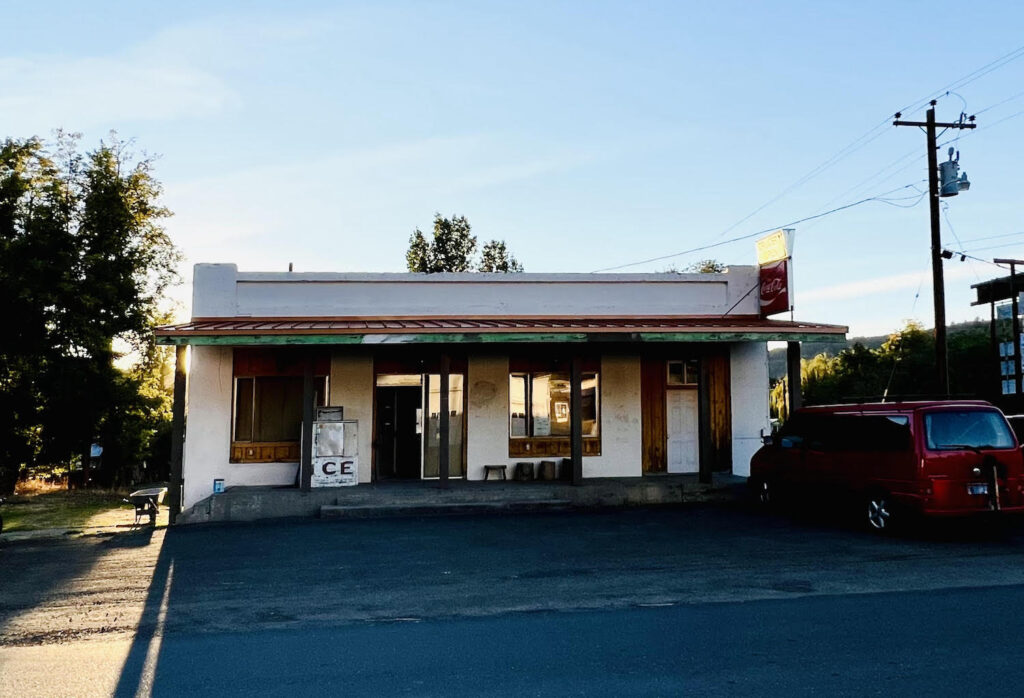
641 358 667 472
706 352 733 472
508 438 601 458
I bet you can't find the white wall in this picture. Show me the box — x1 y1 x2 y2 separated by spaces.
181 346 299 509
585 355 642 477
730 342 771 477
329 353 374 483
466 356 511 479
191 264 762 319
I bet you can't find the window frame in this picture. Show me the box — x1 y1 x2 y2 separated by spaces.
507 366 601 457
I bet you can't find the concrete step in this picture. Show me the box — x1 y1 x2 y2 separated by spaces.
320 499 572 520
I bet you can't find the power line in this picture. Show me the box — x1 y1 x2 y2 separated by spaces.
961 241 1024 254
591 182 926 273
973 87 1024 116
958 231 1024 245
592 45 1024 276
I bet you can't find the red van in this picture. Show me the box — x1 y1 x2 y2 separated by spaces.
749 400 1024 530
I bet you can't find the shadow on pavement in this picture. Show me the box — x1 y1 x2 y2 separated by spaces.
106 506 1024 694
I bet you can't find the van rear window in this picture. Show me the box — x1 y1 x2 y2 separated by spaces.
924 410 1016 451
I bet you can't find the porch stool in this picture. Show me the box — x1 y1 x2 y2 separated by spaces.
538 460 557 481
483 464 508 481
514 462 535 481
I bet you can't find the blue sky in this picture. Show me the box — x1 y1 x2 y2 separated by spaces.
4 1 1024 336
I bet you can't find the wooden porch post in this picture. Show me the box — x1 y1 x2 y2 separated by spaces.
786 341 802 413
438 353 450 488
570 356 583 485
168 344 187 525
300 355 314 492
697 357 713 485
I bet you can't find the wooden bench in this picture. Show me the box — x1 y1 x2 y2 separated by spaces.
483 464 508 481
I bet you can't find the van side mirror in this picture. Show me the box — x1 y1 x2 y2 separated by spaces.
760 428 774 446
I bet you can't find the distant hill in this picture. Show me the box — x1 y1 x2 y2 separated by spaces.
767 319 989 381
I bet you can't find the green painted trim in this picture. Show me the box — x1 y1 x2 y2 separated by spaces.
155 330 844 346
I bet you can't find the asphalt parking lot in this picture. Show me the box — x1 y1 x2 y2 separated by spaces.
5 502 1024 647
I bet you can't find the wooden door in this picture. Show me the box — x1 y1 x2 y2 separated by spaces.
641 358 667 472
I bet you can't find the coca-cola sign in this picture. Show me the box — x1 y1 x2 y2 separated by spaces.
759 259 789 317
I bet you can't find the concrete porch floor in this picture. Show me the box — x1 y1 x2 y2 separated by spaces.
178 473 747 524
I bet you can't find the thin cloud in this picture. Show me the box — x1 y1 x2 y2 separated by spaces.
803 265 979 303
0 55 236 134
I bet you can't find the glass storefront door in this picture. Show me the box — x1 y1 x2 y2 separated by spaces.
422 373 465 479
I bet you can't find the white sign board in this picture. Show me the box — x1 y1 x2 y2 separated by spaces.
311 421 359 487
312 456 358 487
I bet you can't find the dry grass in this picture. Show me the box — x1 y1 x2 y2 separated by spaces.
14 478 69 496
2 484 137 533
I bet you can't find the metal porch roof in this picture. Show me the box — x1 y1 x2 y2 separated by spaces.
154 315 847 346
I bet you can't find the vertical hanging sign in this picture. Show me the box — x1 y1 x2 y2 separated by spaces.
756 229 794 318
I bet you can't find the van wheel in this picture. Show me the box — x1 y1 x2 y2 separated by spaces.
865 493 892 531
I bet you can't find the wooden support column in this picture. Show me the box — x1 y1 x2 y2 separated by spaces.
786 341 802 414
697 357 713 485
168 344 187 525
300 355 314 492
438 353 450 488
570 356 583 486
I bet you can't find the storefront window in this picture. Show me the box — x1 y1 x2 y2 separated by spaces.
509 372 599 438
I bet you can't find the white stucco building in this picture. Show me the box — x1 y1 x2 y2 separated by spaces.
156 264 845 520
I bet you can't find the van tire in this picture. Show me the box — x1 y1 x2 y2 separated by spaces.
865 492 893 532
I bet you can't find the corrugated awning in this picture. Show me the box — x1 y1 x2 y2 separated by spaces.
154 315 847 345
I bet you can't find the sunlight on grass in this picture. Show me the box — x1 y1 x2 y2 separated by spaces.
3 482 139 532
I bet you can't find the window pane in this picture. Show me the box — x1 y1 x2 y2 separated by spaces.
925 410 1015 450
684 360 699 385
234 377 254 441
509 374 528 437
532 372 571 437
582 373 599 437
254 376 304 442
667 361 685 386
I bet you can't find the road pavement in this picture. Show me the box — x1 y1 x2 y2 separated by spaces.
3 505 1024 695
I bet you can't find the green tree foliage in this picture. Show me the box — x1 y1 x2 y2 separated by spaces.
770 321 993 422
478 239 524 272
0 133 179 492
406 213 523 273
661 259 727 274
686 259 726 273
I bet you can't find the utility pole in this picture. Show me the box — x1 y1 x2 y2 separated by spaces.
894 101 975 396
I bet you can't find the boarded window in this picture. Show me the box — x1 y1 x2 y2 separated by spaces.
233 376 328 443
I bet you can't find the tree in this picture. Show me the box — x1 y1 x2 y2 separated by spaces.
406 213 523 273
769 320 992 422
478 239 524 272
0 133 179 493
686 259 726 273
661 259 726 274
